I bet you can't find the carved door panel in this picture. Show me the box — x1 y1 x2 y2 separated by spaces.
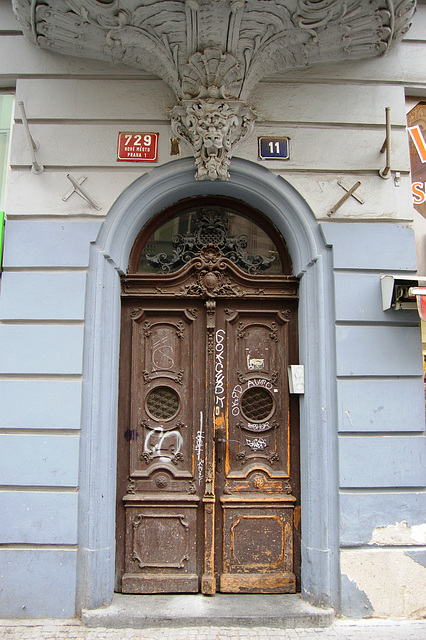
117 295 299 595
213 300 299 593
117 299 206 594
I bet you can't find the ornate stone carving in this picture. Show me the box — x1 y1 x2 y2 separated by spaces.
13 1 416 100
181 49 244 100
169 99 256 181
13 0 416 180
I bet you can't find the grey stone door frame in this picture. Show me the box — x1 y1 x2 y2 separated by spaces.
76 157 339 613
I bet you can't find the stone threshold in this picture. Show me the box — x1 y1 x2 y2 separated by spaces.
82 593 335 629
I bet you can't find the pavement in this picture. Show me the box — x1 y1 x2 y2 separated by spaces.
1 619 426 640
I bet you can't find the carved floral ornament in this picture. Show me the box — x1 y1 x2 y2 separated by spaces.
13 0 416 180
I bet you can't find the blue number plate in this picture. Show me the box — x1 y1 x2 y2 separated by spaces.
258 137 290 160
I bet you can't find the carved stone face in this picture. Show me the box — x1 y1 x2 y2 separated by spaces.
169 99 256 180
185 101 240 179
198 109 231 154
190 102 238 155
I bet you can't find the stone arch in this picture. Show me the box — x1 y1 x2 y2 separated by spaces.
76 157 339 613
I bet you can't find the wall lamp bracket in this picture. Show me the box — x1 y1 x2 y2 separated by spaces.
379 106 391 179
18 101 44 174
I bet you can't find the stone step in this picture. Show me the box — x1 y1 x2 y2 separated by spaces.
82 594 335 629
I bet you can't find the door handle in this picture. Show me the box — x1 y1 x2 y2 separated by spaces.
215 427 225 473
215 429 243 472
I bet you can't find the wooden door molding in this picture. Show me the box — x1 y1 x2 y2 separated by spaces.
122 253 298 300
116 248 300 594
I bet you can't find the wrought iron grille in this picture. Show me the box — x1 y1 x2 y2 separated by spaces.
146 386 180 421
240 387 274 422
144 207 277 274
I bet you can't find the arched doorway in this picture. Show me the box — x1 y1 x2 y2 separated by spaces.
115 196 301 595
76 158 339 614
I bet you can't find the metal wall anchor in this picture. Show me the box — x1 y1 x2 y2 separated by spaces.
62 175 87 202
329 181 362 216
64 174 101 210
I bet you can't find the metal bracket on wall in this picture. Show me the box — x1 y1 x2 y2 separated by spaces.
64 174 101 210
18 101 44 174
328 181 363 216
379 106 391 179
0 210 5 275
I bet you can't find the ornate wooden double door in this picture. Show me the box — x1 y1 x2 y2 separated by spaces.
115 201 300 595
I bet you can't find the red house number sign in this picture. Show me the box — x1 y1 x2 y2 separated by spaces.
117 132 158 162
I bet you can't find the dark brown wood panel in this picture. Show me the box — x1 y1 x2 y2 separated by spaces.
220 499 295 593
122 499 199 593
118 300 205 593
213 301 298 593
116 201 300 595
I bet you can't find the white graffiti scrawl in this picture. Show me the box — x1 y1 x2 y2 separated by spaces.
231 384 243 416
144 426 183 461
152 336 174 370
215 329 226 414
245 437 268 451
195 411 204 482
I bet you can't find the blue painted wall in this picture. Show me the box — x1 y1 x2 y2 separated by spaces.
322 222 426 617
0 220 99 618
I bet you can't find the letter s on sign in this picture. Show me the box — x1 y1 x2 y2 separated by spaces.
412 182 426 205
